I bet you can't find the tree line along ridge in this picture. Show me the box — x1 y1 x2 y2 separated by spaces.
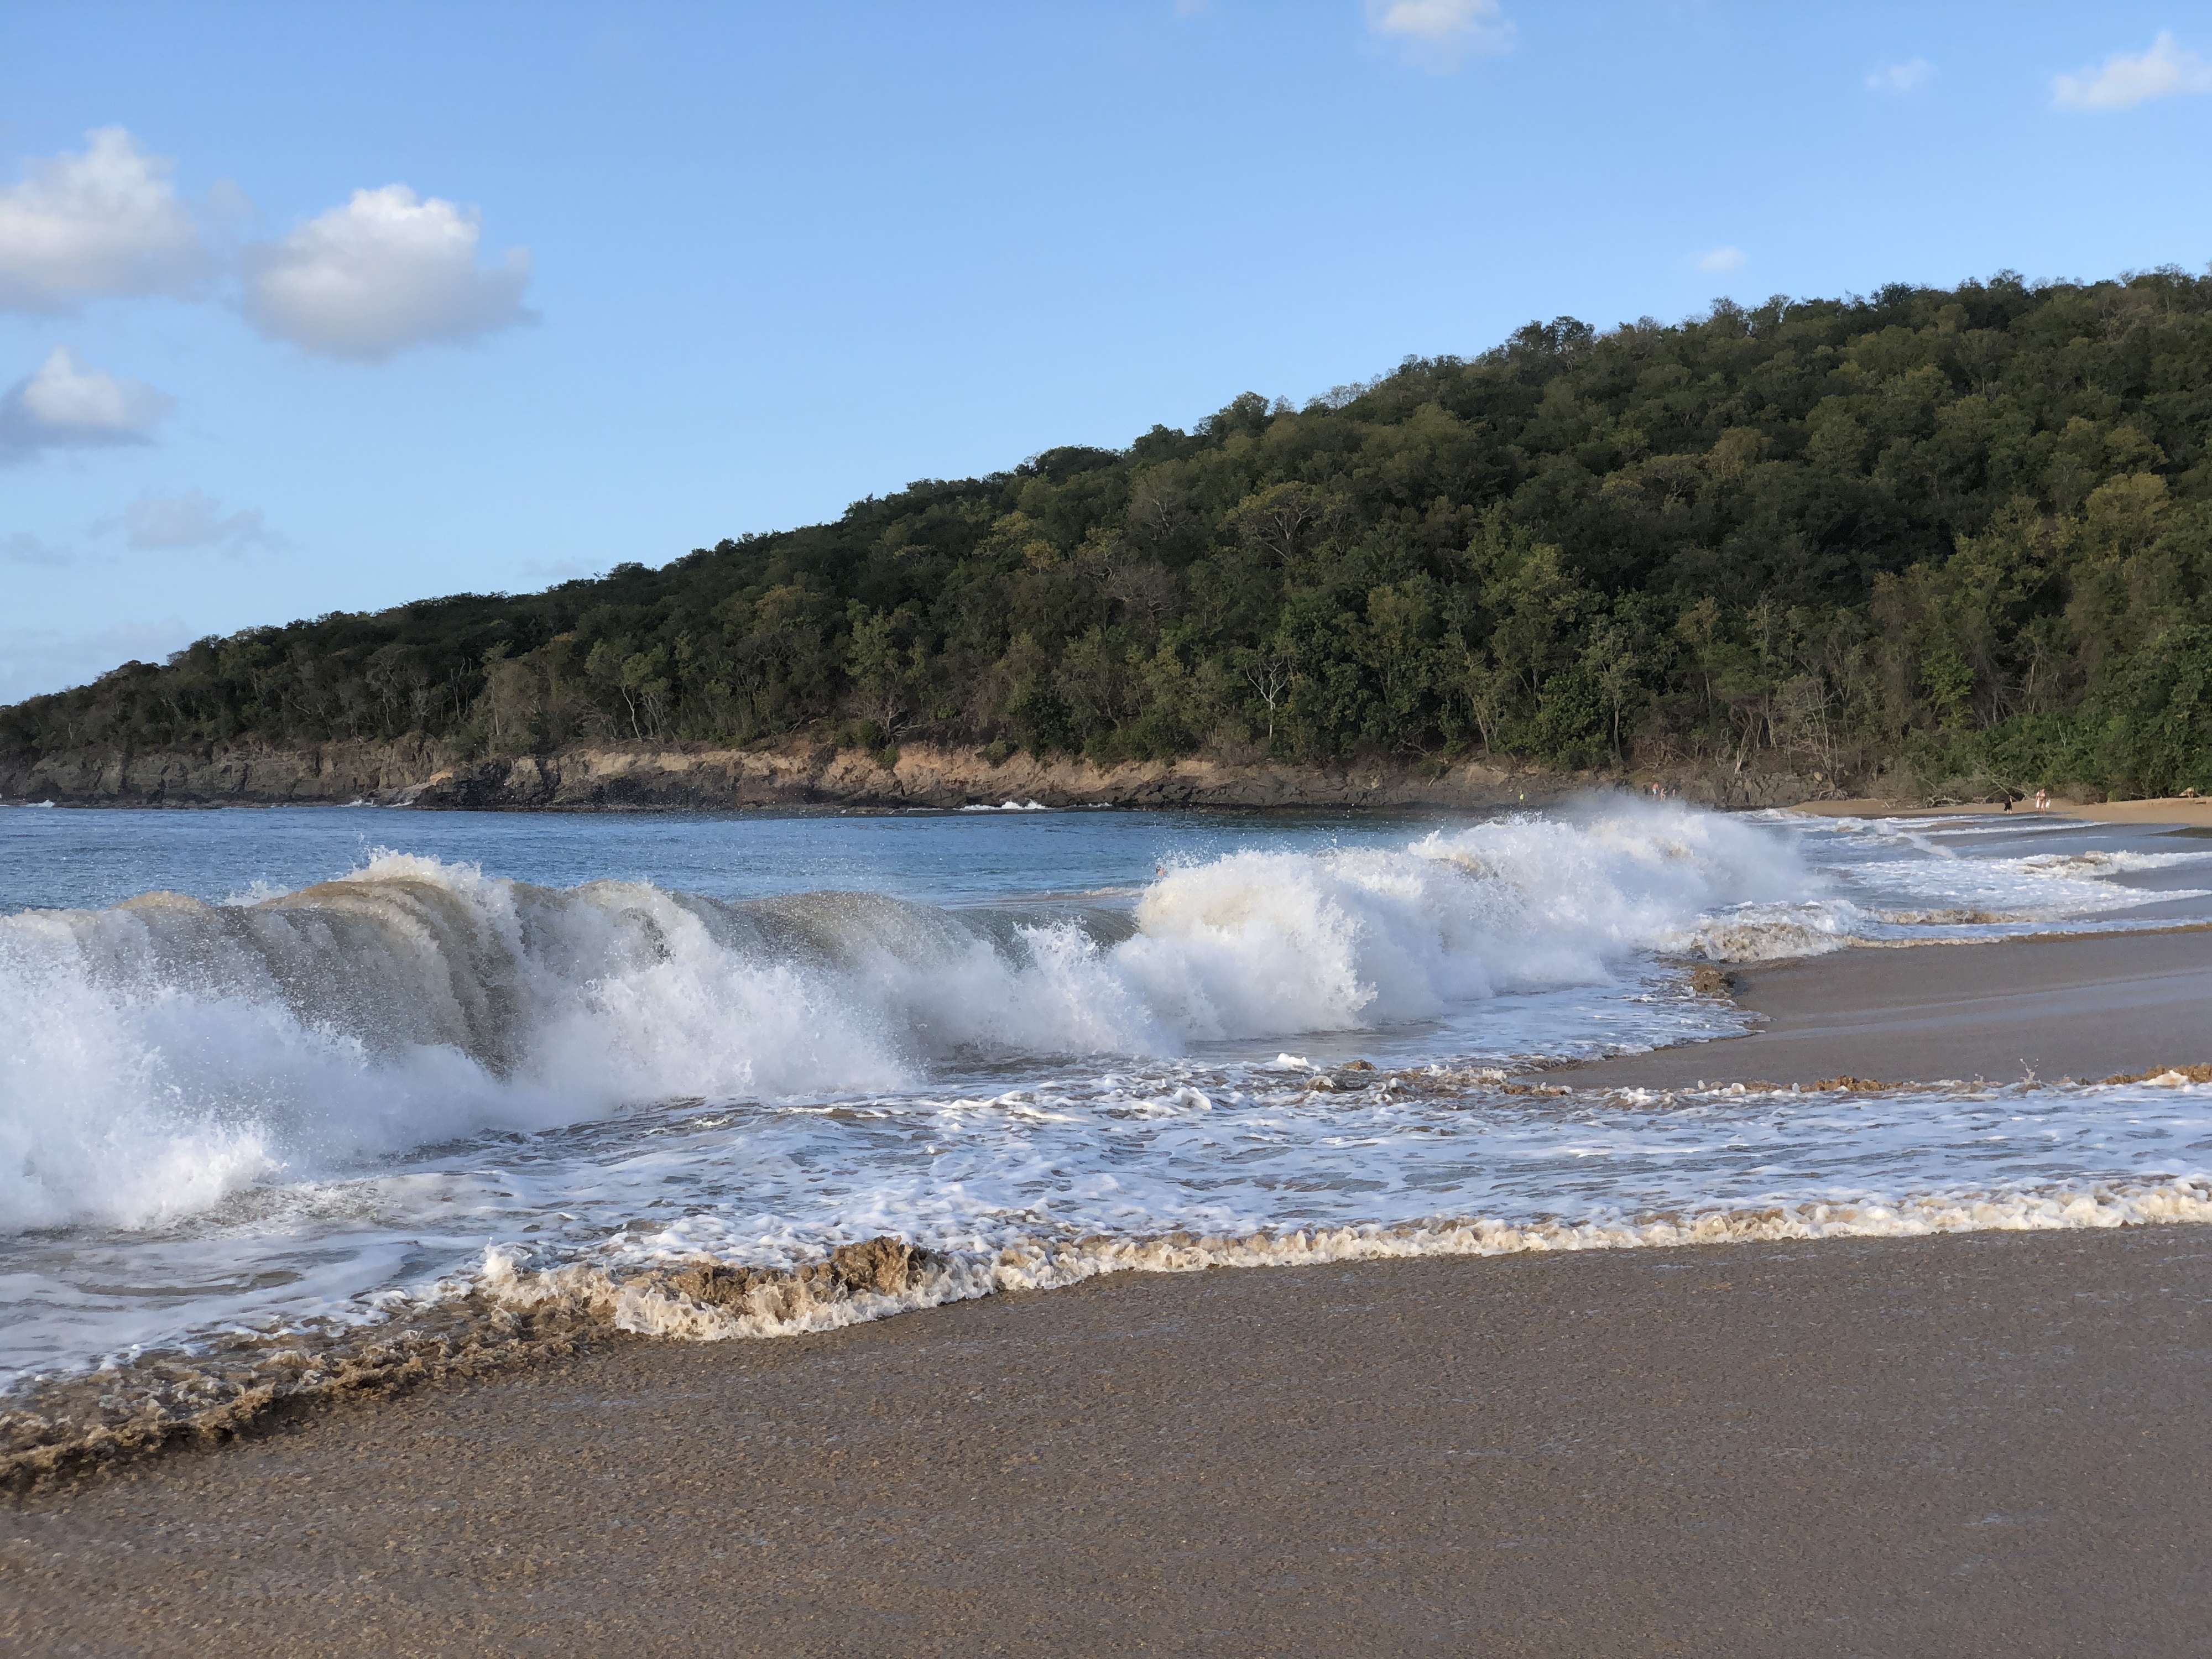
7 268 2212 800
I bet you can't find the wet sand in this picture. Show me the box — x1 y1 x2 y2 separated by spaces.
1796 796 2212 827
2052 797 2212 828
4 1227 2208 1656
1563 927 2212 1089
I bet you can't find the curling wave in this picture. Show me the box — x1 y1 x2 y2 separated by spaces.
0 802 1813 1232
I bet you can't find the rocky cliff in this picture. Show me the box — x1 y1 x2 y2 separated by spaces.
0 738 1828 812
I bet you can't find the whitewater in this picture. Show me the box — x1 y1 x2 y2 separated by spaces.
4 797 2212 1407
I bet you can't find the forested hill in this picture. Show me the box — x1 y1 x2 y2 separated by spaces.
10 268 2212 799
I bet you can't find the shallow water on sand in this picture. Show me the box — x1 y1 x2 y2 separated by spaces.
3 797 2210 1390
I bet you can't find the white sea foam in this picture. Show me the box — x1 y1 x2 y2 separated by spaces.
6 799 2211 1394
1760 811 2212 939
0 801 1811 1234
486 1172 2212 1345
477 1067 2212 1304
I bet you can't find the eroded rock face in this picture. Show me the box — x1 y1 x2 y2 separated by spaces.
0 737 450 808
0 737 1830 813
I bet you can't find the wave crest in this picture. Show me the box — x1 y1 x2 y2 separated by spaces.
0 801 1811 1232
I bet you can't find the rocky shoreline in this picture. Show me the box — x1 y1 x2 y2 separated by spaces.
0 737 1830 812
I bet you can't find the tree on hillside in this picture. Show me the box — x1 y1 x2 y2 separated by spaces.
9 267 2212 799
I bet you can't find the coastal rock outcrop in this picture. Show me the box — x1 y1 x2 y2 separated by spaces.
0 738 1826 811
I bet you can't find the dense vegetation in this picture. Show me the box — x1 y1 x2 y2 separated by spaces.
10 268 2212 797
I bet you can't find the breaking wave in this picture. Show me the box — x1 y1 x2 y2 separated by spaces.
0 801 1814 1233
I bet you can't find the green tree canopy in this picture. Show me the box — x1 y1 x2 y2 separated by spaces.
11 268 2212 798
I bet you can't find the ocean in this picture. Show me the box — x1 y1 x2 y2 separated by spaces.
4 796 2212 1416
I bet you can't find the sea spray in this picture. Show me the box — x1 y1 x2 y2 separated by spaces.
0 801 1815 1234
7 799 2212 1441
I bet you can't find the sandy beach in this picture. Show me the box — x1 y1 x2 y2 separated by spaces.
6 917 2212 1654
1563 927 2212 1089
4 1227 2206 1656
1798 796 2212 828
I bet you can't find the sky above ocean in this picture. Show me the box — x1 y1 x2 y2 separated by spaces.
3 1 2208 701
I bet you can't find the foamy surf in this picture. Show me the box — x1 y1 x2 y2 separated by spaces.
6 796 2212 1477
0 801 1808 1234
493 1167 2212 1347
11 1077 2210 1488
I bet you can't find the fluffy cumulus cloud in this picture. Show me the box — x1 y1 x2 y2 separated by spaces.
2054 32 2212 111
1866 58 1936 96
112 488 272 551
0 347 173 460
0 129 210 312
0 134 534 369
241 185 533 360
1694 246 1746 275
1364 0 1514 69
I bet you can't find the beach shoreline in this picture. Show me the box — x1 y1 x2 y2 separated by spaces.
7 1225 2208 1654
9 826 2212 1651
1562 926 2212 1089
1793 795 2212 827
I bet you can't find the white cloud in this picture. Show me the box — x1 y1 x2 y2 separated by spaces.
1866 58 1936 96
2053 31 2212 111
112 488 273 551
1364 0 1514 69
241 185 533 360
0 347 173 460
1693 246 1746 275
0 128 210 312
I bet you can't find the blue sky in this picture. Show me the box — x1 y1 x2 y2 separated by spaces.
2 1 2209 701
